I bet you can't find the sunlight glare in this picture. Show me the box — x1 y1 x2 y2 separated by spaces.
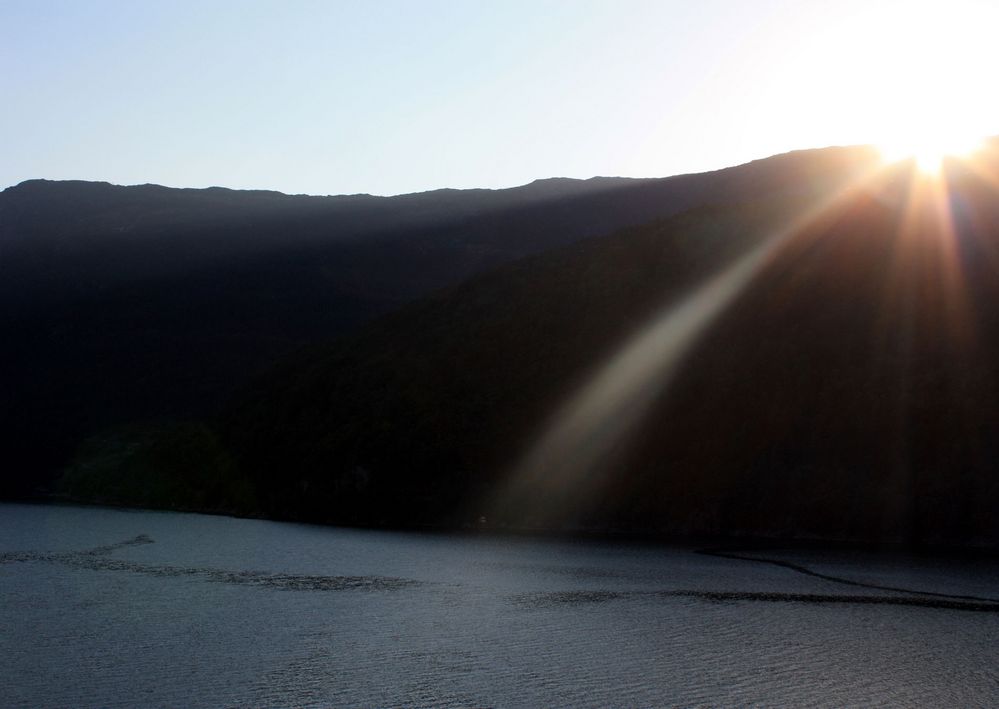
878 130 984 176
491 165 888 526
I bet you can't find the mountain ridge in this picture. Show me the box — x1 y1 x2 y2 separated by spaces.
217 152 999 545
1 144 882 506
4 142 869 198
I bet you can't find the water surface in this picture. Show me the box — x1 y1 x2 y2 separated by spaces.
2 503 999 707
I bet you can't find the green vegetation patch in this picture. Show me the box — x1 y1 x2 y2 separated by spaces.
59 423 255 514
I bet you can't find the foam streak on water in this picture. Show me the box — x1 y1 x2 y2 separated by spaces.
2 503 999 707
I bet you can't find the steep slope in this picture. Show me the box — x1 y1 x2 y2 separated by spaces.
0 146 877 493
223 145 999 545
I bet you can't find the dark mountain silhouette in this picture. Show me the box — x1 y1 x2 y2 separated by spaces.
221 141 999 546
1 146 878 496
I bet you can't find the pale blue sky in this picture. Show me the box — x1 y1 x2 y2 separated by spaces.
3 0 997 195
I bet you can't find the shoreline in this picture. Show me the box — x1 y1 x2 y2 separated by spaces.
6 494 999 559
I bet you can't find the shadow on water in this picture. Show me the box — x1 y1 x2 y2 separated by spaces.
512 589 999 613
696 547 999 604
0 535 422 592
6 534 999 612
511 547 999 612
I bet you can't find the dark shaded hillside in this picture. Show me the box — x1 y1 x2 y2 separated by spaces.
1 146 877 494
223 145 999 546
221 201 790 526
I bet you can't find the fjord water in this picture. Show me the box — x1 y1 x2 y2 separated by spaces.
2 503 999 707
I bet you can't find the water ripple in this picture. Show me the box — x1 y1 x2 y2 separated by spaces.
698 548 999 604
512 589 999 612
2 536 422 592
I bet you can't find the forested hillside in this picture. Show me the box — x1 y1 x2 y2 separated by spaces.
221 146 999 545
2 146 876 495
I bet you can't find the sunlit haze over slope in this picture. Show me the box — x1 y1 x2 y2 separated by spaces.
2 0 997 195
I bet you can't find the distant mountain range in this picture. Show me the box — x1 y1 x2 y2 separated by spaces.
14 143 999 547
1 146 875 497
220 149 999 546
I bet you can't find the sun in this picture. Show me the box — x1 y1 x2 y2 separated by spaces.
878 132 984 175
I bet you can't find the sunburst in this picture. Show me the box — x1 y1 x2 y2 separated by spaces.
879 132 984 175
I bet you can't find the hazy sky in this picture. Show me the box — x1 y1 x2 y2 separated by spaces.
3 0 998 195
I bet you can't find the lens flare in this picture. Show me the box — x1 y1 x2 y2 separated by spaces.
490 163 890 526
879 133 984 175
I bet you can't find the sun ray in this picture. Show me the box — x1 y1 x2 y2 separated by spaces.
879 134 985 177
490 161 892 525
944 141 999 278
490 134 999 527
